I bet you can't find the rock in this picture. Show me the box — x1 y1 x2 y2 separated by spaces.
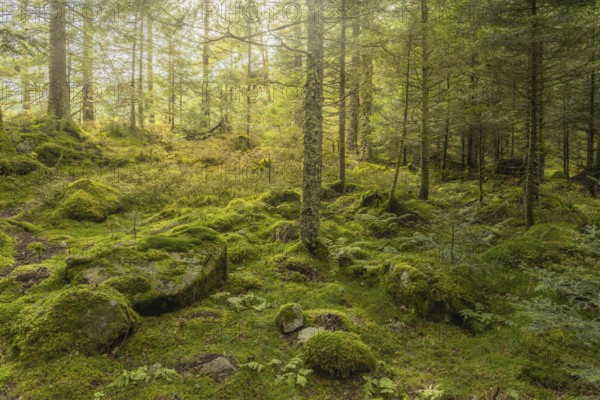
201 357 237 379
65 222 228 316
297 326 325 345
55 179 123 222
13 287 136 359
275 303 304 333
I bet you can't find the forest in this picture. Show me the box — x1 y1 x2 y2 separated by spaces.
0 0 599 398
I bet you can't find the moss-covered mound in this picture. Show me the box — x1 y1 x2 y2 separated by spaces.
66 223 227 316
304 331 376 378
0 154 40 176
385 263 470 320
12 287 136 359
55 179 123 222
482 235 562 267
260 189 301 219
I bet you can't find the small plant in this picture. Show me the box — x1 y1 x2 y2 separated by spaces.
416 384 444 400
362 376 397 399
107 364 179 388
273 356 313 388
27 242 45 262
226 293 274 312
459 303 515 330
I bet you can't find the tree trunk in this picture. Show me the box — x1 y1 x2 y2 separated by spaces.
301 0 324 254
82 0 94 122
137 5 144 130
48 0 70 122
129 14 137 131
20 0 30 112
338 0 347 192
147 17 155 123
479 123 485 205
563 97 570 179
347 17 360 153
419 0 430 201
359 50 374 161
389 34 412 206
525 0 541 229
442 77 450 173
246 22 252 139
202 0 211 129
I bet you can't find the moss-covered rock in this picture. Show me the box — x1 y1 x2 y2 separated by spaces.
67 223 227 316
56 179 123 222
35 142 79 167
304 331 376 378
261 189 300 206
385 263 471 320
275 303 304 333
0 154 40 176
13 287 136 359
304 309 351 331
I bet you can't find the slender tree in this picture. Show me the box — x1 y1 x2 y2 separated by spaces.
48 0 70 122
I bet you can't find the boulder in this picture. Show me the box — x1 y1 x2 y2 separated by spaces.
275 303 304 333
297 326 325 345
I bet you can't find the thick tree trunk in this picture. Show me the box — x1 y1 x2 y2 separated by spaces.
419 0 430 201
347 17 360 154
442 77 450 173
48 0 70 121
479 124 484 204
338 0 347 192
301 0 324 254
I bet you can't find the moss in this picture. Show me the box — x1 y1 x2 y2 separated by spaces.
226 270 263 294
385 263 471 321
482 236 561 267
275 303 304 333
56 179 122 222
304 331 376 378
519 362 575 390
303 309 351 331
13 287 136 359
261 189 300 206
139 224 220 252
102 275 153 299
0 154 39 176
35 142 79 167
0 230 15 266
549 170 568 180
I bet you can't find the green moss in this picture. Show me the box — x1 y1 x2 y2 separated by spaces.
139 224 220 252
482 236 561 267
260 189 300 206
226 269 263 294
304 331 376 378
56 179 122 222
35 142 79 167
385 263 471 320
102 275 153 299
275 303 304 333
549 170 568 180
0 230 15 267
0 154 40 176
303 309 351 331
13 287 136 359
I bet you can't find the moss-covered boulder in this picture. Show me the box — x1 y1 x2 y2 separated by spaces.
66 223 227 316
0 154 40 176
56 179 123 222
304 331 376 378
261 189 301 219
13 287 136 359
275 303 304 333
35 142 80 167
385 263 471 320
481 235 561 267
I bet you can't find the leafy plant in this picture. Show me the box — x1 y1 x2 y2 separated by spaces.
225 293 274 312
362 376 397 400
107 364 179 388
274 356 313 388
415 384 444 400
459 303 515 329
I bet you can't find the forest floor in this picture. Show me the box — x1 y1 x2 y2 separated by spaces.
0 123 599 400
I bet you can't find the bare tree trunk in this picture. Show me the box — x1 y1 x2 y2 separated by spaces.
525 0 541 229
20 0 30 112
202 0 211 129
48 0 70 122
389 34 412 207
442 77 450 173
138 4 144 130
130 14 137 131
347 17 360 154
246 21 252 139
563 96 570 179
338 0 347 192
301 0 324 254
419 0 430 201
479 123 485 204
147 16 154 123
82 0 94 122
359 50 374 161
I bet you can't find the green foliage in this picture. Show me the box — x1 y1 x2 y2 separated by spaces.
415 385 444 400
459 303 515 332
107 364 180 388
303 331 376 378
226 293 273 312
482 236 560 267
274 356 313 388
362 376 397 400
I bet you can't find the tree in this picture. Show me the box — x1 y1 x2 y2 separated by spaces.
81 0 95 122
301 0 324 253
48 0 70 122
419 0 430 201
338 0 347 192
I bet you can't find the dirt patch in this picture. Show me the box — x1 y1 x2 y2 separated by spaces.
314 313 347 331
271 222 299 243
13 267 51 289
12 230 64 267
277 259 325 283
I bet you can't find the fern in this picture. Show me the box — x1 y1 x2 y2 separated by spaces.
416 385 444 400
362 376 398 400
107 364 179 388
